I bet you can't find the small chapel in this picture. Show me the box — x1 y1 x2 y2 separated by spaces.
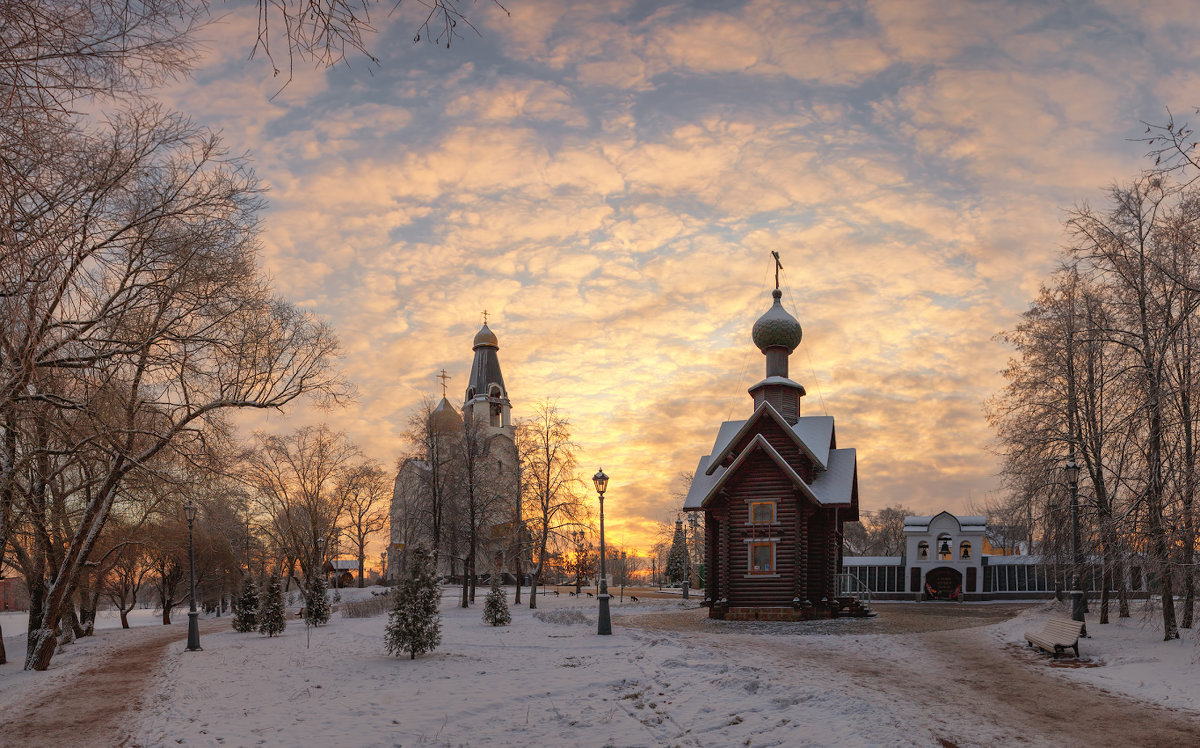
684 273 860 620
386 320 525 583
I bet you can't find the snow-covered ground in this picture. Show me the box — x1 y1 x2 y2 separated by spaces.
125 590 1200 747
0 607 176 716
5 590 1198 746
993 601 1200 711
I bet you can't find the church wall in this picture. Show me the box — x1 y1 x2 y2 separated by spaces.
721 451 804 609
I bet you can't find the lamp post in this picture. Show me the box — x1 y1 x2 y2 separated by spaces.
594 468 611 635
1065 454 1087 636
184 499 201 652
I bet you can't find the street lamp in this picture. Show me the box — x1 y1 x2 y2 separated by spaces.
594 468 611 635
184 499 201 652
1065 454 1087 636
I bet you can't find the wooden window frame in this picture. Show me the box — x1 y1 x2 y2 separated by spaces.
748 541 775 575
747 500 776 526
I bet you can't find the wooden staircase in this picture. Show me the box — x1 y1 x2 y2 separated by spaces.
833 573 876 617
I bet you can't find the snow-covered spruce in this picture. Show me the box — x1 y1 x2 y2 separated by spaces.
232 577 260 633
385 548 441 659
304 572 331 627
482 577 511 626
258 576 287 637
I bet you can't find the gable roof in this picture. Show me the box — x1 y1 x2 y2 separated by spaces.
703 402 830 475
684 435 856 510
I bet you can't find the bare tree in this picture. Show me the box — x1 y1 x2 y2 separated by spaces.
849 506 912 557
1 106 347 671
454 407 515 606
992 177 1200 640
249 0 509 84
1066 178 1200 640
243 425 360 590
396 398 462 577
102 538 151 629
989 269 1139 623
339 460 391 587
518 402 587 610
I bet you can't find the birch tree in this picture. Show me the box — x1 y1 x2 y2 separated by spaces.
1066 178 1200 640
518 402 587 610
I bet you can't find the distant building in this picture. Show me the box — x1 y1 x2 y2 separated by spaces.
684 285 861 620
0 575 28 612
387 322 526 583
323 559 359 588
841 511 1153 600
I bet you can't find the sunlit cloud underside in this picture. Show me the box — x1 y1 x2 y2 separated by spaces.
168 0 1200 553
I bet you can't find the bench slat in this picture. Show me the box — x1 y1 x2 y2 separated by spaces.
1023 616 1083 658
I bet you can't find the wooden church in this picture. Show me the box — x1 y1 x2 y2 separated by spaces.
684 279 860 620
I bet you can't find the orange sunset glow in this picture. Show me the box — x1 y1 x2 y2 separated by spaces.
159 0 1200 556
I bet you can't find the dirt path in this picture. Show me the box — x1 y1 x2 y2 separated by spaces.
1 619 228 747
622 604 1200 747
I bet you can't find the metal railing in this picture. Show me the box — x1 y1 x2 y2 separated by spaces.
835 573 873 614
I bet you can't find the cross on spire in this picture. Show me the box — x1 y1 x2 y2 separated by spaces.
481 309 489 325
771 251 782 290
437 369 451 397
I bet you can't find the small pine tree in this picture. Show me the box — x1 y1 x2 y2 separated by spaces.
232 577 260 633
385 548 442 659
304 572 331 627
482 576 511 627
258 575 287 637
666 516 690 584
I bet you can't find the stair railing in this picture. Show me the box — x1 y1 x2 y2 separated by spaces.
834 573 873 614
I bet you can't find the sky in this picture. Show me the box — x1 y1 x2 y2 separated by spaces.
160 0 1200 554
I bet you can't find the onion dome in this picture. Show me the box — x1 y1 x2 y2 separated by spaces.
473 323 499 349
430 397 462 433
751 289 802 353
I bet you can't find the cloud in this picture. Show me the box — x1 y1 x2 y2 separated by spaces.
162 0 1200 555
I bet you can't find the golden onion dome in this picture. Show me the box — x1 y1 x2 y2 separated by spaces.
473 323 499 349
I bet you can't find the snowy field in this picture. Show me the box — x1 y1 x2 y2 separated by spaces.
119 589 1200 747
992 601 1200 711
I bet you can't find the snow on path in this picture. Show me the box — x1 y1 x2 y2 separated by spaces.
115 593 1200 747
0 618 229 747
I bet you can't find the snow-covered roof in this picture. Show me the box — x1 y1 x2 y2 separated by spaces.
700 403 834 478
809 448 855 505
903 512 986 534
791 416 834 468
842 556 904 566
683 455 718 510
683 435 855 510
328 559 360 570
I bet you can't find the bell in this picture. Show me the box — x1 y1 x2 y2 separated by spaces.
939 541 951 556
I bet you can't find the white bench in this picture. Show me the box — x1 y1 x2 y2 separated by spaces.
1024 616 1084 659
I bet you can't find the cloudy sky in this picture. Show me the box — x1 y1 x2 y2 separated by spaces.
165 0 1200 552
